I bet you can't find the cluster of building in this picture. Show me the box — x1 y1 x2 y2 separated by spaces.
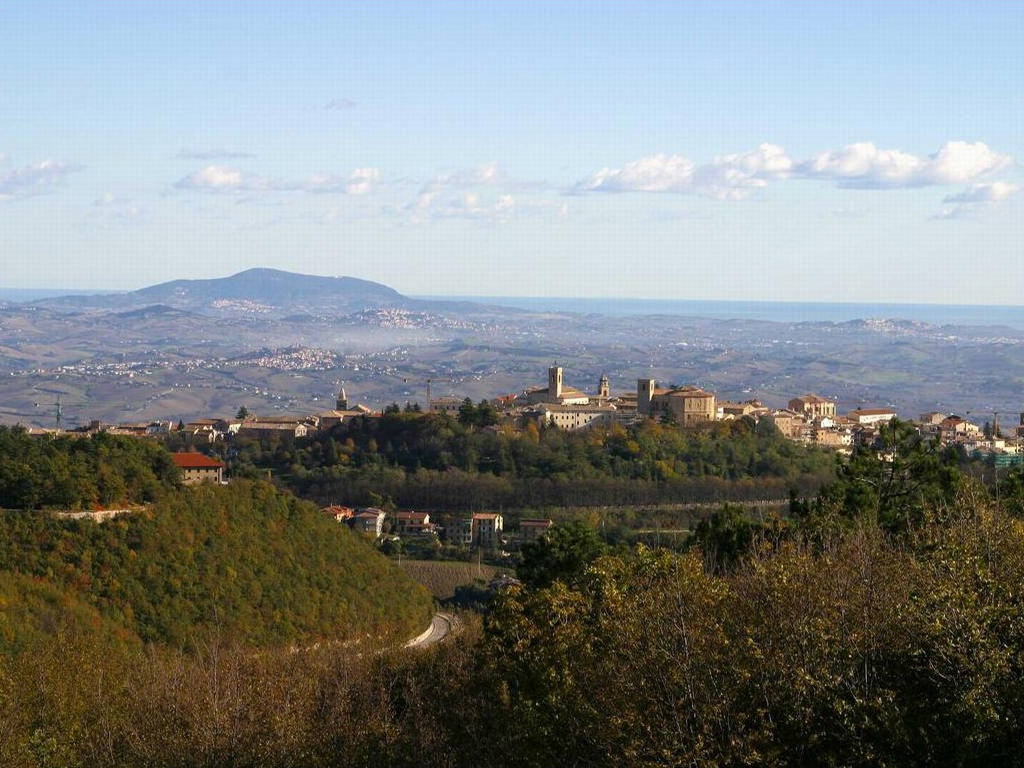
430 366 720 431
31 365 1024 467
319 505 552 551
435 365 1023 464
765 394 1024 463
40 385 376 443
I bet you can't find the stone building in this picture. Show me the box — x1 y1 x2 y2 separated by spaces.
637 380 717 426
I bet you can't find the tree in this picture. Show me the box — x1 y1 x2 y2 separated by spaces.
457 398 476 426
475 399 498 427
518 521 607 589
690 503 766 570
236 406 249 420
803 419 963 536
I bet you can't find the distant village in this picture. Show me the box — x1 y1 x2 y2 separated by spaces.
23 364 1024 550
33 363 1024 460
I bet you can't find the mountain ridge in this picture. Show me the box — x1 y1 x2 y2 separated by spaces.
30 267 515 319
33 268 413 317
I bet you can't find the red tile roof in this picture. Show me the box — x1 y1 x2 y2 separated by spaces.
172 452 224 469
395 511 429 521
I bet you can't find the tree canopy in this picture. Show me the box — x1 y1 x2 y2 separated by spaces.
0 480 433 649
228 412 836 509
0 427 178 510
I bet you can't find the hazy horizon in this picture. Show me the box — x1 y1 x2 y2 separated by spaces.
6 270 1024 309
5 267 1024 324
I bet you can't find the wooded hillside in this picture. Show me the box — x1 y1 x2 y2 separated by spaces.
0 480 433 648
0 427 178 510
229 412 837 509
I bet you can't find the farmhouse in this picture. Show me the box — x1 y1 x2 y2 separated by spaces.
172 452 225 485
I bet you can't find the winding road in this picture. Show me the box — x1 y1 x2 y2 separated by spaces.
405 612 455 649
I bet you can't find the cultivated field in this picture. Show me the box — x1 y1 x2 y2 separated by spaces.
398 559 504 600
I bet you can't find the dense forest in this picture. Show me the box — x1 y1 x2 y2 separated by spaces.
0 480 433 648
0 426 179 510
225 412 837 509
5 422 1024 766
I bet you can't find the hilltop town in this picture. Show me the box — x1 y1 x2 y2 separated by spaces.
38 363 1022 465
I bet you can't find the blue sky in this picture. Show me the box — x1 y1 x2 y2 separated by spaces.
1 1 1022 303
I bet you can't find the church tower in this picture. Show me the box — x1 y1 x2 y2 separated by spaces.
548 365 563 400
598 374 610 399
336 383 348 411
637 378 655 414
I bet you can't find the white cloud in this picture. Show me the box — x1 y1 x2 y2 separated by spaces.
175 165 380 195
576 140 1015 212
0 158 83 200
942 180 1020 204
577 154 695 193
427 162 503 191
301 167 380 194
342 167 379 195
576 143 792 199
694 143 793 200
799 140 1011 188
178 148 255 160
928 142 1012 184
427 193 516 222
935 180 1020 220
88 192 145 226
405 163 512 220
398 163 565 224
176 165 248 190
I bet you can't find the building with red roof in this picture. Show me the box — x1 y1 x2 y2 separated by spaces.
172 452 225 485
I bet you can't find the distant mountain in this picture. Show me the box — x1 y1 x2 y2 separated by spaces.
34 268 412 317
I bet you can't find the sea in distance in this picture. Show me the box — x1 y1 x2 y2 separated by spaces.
0 288 100 302
427 296 1024 331
4 286 1022 331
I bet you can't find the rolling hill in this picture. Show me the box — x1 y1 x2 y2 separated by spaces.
33 268 413 317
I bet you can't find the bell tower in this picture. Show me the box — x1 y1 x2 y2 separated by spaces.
336 382 348 411
637 378 655 414
548 365 563 400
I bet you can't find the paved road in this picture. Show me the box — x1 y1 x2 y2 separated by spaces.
405 612 454 649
